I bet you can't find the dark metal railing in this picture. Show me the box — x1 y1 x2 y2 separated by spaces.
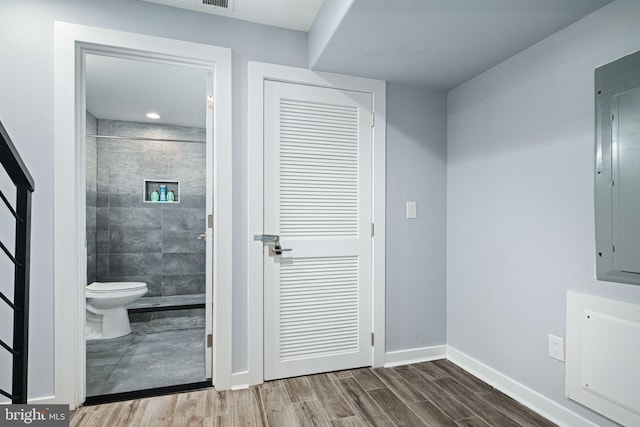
0 120 34 404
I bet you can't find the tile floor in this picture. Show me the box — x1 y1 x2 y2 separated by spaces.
86 303 207 396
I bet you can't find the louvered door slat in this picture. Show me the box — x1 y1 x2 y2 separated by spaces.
264 81 372 380
280 99 359 238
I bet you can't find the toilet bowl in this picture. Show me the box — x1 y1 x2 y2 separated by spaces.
85 282 148 340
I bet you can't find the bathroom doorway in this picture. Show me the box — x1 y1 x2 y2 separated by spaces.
54 23 232 408
83 54 213 400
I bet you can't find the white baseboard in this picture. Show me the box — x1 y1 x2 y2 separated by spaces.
384 345 447 367
447 347 599 427
231 371 249 390
28 396 58 405
232 345 447 387
0 395 71 410
0 396 59 405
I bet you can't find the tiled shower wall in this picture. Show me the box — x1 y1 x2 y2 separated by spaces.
88 118 206 297
86 112 98 284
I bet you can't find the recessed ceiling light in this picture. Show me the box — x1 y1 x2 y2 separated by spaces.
146 112 161 119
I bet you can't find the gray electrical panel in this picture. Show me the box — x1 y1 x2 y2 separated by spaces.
595 50 640 285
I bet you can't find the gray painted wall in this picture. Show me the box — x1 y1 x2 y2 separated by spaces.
0 0 306 399
94 120 206 297
2 0 444 404
447 1 640 425
386 83 447 351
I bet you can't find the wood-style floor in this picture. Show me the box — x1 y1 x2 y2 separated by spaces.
70 359 557 427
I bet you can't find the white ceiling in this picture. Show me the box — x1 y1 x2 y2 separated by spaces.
87 0 614 128
85 55 207 129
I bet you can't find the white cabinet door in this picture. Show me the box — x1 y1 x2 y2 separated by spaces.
263 80 372 380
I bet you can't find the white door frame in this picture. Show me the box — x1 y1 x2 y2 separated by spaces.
247 61 386 386
53 22 233 408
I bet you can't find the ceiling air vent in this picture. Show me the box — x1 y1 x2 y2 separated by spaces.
202 0 229 8
141 0 234 15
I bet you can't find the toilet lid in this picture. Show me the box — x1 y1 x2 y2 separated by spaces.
87 282 147 292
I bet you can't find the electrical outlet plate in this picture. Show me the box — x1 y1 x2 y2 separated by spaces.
548 334 565 361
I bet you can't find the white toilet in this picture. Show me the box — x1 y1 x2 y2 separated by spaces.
85 282 148 340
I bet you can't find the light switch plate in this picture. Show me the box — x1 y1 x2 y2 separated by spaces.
406 201 417 219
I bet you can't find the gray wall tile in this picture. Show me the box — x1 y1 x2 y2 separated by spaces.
96 140 109 193
86 232 97 257
162 208 205 231
87 255 97 284
99 120 163 140
96 207 109 230
86 205 98 226
162 273 205 295
86 206 97 229
162 253 205 275
162 195 206 209
161 125 205 142
96 230 109 254
86 112 98 285
109 193 153 208
109 230 162 254
109 207 161 230
88 119 206 297
108 151 165 191
162 231 205 253
109 253 162 277
97 191 109 208
96 255 109 281
86 190 97 208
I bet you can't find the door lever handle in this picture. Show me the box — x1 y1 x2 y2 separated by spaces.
271 243 292 256
198 233 207 240
255 234 291 255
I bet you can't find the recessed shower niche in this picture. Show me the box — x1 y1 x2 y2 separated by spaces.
144 179 180 203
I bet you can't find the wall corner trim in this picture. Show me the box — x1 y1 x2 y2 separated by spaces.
447 347 599 427
384 345 447 367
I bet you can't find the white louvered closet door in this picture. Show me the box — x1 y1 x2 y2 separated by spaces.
264 81 373 380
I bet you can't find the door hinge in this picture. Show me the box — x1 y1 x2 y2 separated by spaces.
208 214 214 228
611 180 615 187
371 332 374 346
371 112 375 127
207 334 213 348
611 114 615 122
208 95 214 110
613 245 616 253
371 223 375 237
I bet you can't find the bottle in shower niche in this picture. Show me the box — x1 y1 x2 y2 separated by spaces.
167 190 175 202
159 184 167 202
150 188 160 202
